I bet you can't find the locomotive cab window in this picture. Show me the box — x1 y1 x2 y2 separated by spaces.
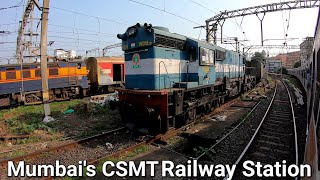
216 50 226 61
200 47 215 65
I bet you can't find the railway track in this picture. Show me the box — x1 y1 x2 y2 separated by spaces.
0 85 265 180
194 100 262 160
231 80 298 178
0 127 127 168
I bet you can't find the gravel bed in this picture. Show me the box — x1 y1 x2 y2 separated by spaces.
1 131 139 179
31 132 137 165
283 77 307 165
161 87 274 163
200 91 273 162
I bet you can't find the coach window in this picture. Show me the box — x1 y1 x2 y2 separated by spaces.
77 63 82 69
200 47 215 65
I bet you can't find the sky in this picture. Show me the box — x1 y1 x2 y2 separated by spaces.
0 0 318 64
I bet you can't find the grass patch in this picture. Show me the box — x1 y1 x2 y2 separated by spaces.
10 150 26 158
14 137 41 145
0 100 86 136
193 146 216 160
5 117 52 135
0 99 122 147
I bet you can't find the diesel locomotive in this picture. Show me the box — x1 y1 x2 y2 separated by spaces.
116 23 256 134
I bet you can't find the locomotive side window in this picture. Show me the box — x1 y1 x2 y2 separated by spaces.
200 47 215 65
216 50 226 61
6 67 16 80
49 69 59 76
22 66 31 78
35 69 41 77
48 64 59 76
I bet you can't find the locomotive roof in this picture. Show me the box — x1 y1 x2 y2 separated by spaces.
86 56 124 63
153 27 187 41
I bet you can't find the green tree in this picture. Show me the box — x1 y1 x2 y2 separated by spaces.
251 50 266 63
278 67 288 74
294 61 301 68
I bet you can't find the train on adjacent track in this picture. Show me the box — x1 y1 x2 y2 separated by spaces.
116 23 259 134
0 56 124 107
287 7 320 180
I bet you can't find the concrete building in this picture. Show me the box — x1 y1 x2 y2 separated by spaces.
300 37 314 67
266 59 282 73
271 51 300 69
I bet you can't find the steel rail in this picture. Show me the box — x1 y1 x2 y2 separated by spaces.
232 80 278 167
282 80 299 167
226 79 298 179
0 127 126 168
196 100 262 160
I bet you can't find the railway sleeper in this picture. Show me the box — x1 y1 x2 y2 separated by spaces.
261 126 293 134
268 117 292 123
268 114 292 120
263 121 290 128
249 151 279 162
261 130 293 137
264 121 291 127
260 134 282 140
250 149 294 163
257 135 291 147
249 151 292 164
257 145 291 156
257 139 290 150
269 110 291 115
267 119 292 125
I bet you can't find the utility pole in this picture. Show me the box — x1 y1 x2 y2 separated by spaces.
40 0 51 117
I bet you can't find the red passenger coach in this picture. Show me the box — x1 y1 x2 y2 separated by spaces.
86 56 125 93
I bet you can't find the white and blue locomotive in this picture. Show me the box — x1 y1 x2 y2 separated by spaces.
117 23 255 134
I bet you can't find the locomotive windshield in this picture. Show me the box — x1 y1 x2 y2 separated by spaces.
117 23 187 52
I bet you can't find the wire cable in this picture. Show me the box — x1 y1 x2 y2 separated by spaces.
0 1 23 11
51 6 129 26
129 0 202 26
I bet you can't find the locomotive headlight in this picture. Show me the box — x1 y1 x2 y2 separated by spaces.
127 27 137 37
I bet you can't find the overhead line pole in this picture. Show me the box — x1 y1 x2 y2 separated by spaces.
205 0 320 45
40 0 51 117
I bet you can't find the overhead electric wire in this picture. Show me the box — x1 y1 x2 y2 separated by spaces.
0 0 23 11
129 0 202 26
188 0 250 47
48 35 114 43
47 30 115 37
0 22 19 26
48 24 115 36
0 42 16 44
51 40 119 46
51 6 129 26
